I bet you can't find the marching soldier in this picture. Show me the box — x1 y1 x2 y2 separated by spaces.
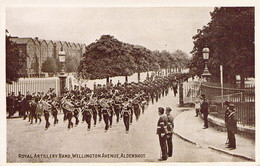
50 100 59 126
121 97 132 134
157 107 168 161
82 103 93 131
42 97 51 130
62 97 74 130
100 97 111 133
90 98 98 127
132 99 140 121
166 107 174 157
113 94 122 124
28 97 37 124
73 101 80 127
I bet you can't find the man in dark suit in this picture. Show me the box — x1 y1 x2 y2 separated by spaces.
226 104 237 150
157 107 168 161
166 107 174 157
200 94 209 129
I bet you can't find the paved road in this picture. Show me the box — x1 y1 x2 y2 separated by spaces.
7 90 247 162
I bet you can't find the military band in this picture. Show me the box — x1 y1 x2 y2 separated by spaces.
6 75 177 134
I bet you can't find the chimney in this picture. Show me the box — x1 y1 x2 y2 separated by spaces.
35 37 39 40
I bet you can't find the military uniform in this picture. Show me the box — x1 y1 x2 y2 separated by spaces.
121 102 132 133
100 98 111 132
82 104 93 130
226 105 237 149
157 108 168 161
200 96 209 129
166 107 174 157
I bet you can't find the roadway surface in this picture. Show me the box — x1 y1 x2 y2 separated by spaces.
7 90 247 162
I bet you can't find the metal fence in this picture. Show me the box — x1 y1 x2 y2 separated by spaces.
200 82 255 127
183 81 202 103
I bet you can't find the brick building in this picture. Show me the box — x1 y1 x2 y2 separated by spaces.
9 36 86 77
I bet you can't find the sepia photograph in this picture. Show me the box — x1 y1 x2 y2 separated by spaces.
4 6 255 163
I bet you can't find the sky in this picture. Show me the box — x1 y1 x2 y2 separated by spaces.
6 7 214 56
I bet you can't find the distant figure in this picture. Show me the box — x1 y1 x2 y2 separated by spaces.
156 107 168 161
225 103 237 150
200 94 209 129
172 80 178 97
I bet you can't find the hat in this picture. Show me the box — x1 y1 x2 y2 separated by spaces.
166 107 172 112
158 107 164 114
224 100 230 106
229 104 235 109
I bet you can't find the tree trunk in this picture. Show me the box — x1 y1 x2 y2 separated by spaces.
146 71 149 79
179 81 184 106
137 72 140 82
240 74 245 89
125 75 128 83
106 77 109 85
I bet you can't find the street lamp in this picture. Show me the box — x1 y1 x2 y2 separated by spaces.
202 47 211 82
58 47 67 95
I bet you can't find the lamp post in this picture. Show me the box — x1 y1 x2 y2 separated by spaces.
201 47 211 82
58 48 67 95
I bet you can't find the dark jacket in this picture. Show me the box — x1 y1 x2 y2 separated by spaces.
157 115 168 134
166 114 174 133
200 100 209 114
227 112 237 134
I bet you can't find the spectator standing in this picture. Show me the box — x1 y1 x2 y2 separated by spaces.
226 104 237 150
166 107 174 157
200 94 209 129
156 107 168 161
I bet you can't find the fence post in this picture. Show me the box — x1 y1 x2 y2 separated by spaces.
220 65 224 108
179 80 184 106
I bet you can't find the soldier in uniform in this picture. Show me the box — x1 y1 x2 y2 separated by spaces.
107 96 114 128
50 100 59 126
73 101 80 127
166 107 174 157
90 98 98 127
113 94 122 124
97 95 103 123
225 104 237 150
157 107 168 161
82 103 93 131
200 94 209 129
132 98 140 121
121 97 132 134
7 93 13 118
42 97 51 130
28 97 37 124
16 91 23 117
172 80 178 97
62 97 74 130
100 97 110 133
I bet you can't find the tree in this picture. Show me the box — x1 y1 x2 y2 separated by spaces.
171 50 190 72
65 55 79 73
41 56 61 75
190 7 254 87
6 35 26 84
78 35 141 82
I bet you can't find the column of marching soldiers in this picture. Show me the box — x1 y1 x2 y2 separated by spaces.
6 75 179 133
